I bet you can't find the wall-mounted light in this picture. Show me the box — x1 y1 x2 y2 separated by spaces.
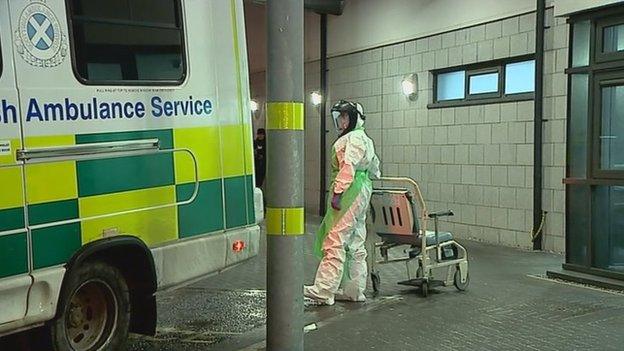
310 91 322 106
250 99 259 112
401 74 418 101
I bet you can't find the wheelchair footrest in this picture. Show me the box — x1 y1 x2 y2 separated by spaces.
398 278 425 287
398 278 445 288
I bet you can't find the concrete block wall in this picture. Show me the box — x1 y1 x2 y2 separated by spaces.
541 8 568 253
306 9 568 252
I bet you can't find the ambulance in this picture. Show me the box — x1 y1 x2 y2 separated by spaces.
0 0 262 349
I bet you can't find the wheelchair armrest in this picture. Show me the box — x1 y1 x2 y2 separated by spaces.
428 210 454 218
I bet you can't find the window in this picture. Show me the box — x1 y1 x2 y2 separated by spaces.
431 57 535 107
591 186 624 272
469 72 499 95
603 24 624 53
572 20 591 67
565 9 624 280
436 71 465 100
67 0 186 84
600 84 624 171
594 73 624 176
568 74 589 178
595 15 624 63
504 60 535 94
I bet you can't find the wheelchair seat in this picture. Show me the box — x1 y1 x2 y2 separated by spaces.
370 188 453 247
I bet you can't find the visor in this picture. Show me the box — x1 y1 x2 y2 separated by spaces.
330 100 352 131
331 110 343 130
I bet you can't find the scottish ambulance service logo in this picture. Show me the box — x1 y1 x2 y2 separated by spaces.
14 0 67 67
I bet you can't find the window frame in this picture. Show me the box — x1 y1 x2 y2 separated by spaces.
65 0 188 86
591 71 624 180
595 16 624 64
466 66 502 100
429 55 535 109
566 12 624 183
435 69 466 102
564 8 624 282
503 59 538 95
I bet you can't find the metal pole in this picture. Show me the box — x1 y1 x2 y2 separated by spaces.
319 13 328 217
533 0 545 250
266 1 305 350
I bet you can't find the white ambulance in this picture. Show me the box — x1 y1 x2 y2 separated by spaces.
0 0 262 349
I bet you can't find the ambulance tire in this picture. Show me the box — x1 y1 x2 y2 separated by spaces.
49 261 131 351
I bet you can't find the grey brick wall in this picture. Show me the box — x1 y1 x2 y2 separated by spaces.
541 8 568 253
304 9 568 252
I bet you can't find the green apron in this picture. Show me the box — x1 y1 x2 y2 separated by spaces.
314 136 372 260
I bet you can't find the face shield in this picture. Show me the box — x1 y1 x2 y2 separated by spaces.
331 109 346 131
330 100 361 132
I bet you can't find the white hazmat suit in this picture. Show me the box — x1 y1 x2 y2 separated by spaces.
304 101 381 306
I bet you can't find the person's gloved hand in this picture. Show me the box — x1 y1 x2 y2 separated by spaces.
331 193 342 211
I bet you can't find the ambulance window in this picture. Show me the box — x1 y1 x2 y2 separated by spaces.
67 0 185 84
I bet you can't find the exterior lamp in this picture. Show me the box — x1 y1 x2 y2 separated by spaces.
250 99 259 112
401 73 418 101
310 91 322 106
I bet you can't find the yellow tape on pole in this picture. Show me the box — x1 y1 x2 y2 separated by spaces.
266 102 304 130
266 207 305 235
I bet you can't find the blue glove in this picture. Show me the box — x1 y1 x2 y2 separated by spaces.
331 193 342 211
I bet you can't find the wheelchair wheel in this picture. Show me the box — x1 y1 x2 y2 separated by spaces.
453 269 470 291
371 272 381 293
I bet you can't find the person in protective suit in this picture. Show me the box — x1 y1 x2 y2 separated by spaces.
304 100 381 306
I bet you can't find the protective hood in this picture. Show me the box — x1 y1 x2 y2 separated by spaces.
330 100 365 135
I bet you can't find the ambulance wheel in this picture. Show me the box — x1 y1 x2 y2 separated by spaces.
49 261 131 351
420 281 429 297
371 272 381 293
454 269 470 291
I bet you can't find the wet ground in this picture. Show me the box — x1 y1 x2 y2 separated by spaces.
298 243 624 351
124 217 624 351
128 288 267 350
125 219 348 351
3 217 624 350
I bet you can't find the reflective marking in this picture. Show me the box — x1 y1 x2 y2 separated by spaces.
266 207 304 235
266 102 304 130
